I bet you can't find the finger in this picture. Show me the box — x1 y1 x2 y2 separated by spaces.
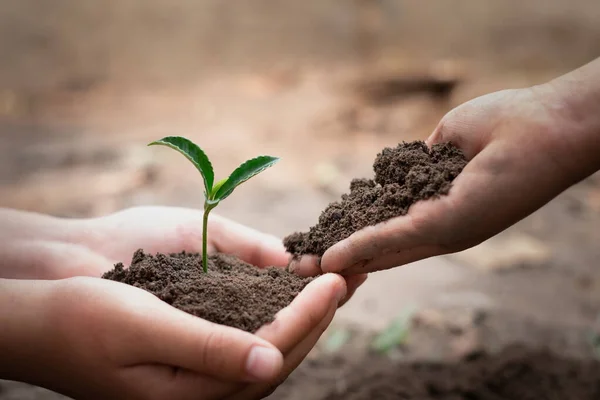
225 304 338 400
320 209 430 274
338 273 368 307
320 169 466 274
123 292 284 383
426 98 499 159
427 123 483 160
288 255 321 277
209 215 290 268
159 276 345 400
342 245 442 275
254 274 346 354
276 304 336 380
324 152 534 275
426 113 477 156
123 365 240 400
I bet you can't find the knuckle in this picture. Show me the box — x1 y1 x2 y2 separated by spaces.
284 301 322 333
345 226 378 260
305 303 325 329
199 329 219 367
436 111 460 144
317 308 336 333
405 210 435 242
199 328 242 375
248 243 266 267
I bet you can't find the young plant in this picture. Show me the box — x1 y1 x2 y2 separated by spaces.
149 136 279 273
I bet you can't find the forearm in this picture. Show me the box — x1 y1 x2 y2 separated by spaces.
542 57 600 180
0 209 90 279
0 279 54 383
0 208 80 242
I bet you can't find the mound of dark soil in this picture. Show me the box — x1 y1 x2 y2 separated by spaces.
103 250 312 333
284 141 467 256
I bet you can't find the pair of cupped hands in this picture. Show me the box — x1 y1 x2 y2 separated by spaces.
4 76 597 400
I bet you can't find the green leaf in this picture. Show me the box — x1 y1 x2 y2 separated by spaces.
149 136 214 196
323 327 352 354
210 178 228 200
371 306 416 354
589 328 600 360
214 156 279 201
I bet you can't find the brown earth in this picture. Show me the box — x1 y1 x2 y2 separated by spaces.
276 346 600 400
1 69 599 398
284 141 466 256
102 250 311 333
1 2 600 399
103 140 466 334
269 302 600 400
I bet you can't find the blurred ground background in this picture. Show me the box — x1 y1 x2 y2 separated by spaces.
1 1 600 399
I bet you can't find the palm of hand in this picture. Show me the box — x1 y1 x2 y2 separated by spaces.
13 206 347 399
320 88 571 274
40 206 289 279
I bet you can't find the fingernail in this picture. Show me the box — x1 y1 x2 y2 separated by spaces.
245 346 283 381
287 258 299 273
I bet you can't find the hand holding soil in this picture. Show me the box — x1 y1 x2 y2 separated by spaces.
287 57 600 275
0 206 293 280
0 206 348 399
0 274 345 400
3 54 600 400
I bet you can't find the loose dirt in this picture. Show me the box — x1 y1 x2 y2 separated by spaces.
284 141 467 256
102 250 312 333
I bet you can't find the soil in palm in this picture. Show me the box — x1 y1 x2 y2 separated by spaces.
103 250 312 333
284 141 467 257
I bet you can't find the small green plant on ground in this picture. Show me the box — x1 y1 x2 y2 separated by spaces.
371 305 416 354
323 327 352 354
149 136 279 272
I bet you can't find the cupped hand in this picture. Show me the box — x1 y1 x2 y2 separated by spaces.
1 206 355 398
224 272 346 399
2 206 292 280
2 206 365 302
3 272 345 400
317 85 583 275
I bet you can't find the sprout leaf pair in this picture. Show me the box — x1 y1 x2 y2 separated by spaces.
149 136 279 272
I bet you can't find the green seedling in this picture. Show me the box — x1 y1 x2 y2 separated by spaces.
371 305 416 354
323 327 352 354
590 332 600 359
149 136 279 273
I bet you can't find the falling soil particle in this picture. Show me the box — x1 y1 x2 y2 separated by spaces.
284 141 467 256
103 250 312 333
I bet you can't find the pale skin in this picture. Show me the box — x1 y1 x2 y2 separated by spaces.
0 206 366 400
291 57 600 276
4 56 599 399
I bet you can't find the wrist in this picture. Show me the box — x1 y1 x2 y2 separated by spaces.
0 209 92 279
538 59 600 180
0 279 57 383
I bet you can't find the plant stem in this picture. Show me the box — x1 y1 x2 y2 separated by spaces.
202 205 210 273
